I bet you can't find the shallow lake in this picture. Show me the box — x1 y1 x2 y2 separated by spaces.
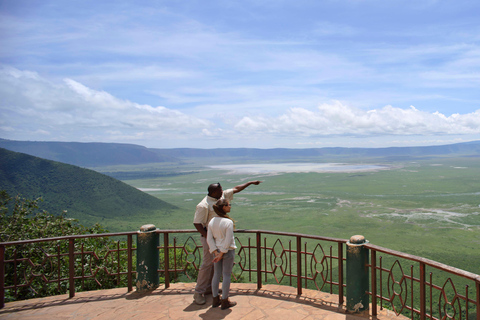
209 163 389 174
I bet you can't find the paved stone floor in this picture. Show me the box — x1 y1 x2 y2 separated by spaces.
0 283 404 320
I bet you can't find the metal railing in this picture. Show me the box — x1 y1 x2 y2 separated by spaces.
160 230 346 297
1 229 479 320
367 243 480 320
0 231 137 306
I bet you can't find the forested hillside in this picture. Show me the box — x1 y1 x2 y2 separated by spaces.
0 148 177 224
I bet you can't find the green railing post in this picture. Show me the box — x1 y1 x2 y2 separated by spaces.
136 224 159 292
346 235 369 314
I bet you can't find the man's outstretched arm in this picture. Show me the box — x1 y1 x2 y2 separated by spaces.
232 180 262 194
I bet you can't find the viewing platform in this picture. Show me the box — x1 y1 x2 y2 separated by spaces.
1 228 479 319
0 282 405 320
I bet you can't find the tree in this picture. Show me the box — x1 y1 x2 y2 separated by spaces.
1 191 123 301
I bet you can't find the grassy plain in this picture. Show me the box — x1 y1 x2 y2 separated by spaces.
94 156 480 275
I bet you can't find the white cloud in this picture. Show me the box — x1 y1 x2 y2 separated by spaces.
0 66 212 143
2 66 480 148
233 101 480 137
2 65 480 148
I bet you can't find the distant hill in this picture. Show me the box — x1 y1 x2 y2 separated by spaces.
1 139 480 167
152 140 480 161
0 139 178 167
0 148 177 223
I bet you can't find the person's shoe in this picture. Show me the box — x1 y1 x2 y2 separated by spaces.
212 295 221 308
193 292 206 305
221 298 237 310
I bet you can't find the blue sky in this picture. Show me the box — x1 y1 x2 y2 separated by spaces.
1 0 480 148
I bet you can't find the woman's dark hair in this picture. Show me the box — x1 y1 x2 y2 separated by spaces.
213 199 235 228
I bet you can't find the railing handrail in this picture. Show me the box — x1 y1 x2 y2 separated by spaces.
365 243 480 282
0 231 139 246
234 229 349 244
0 228 348 246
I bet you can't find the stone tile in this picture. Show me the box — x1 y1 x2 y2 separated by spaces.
130 311 169 319
1 283 409 320
324 313 349 320
239 308 266 319
269 307 312 320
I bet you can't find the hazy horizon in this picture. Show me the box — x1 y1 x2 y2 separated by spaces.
1 137 480 151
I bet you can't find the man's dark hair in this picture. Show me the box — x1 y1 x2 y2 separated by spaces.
208 182 222 195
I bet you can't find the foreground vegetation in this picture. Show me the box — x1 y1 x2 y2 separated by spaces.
0 191 123 301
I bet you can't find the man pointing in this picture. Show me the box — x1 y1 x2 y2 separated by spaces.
192 180 262 305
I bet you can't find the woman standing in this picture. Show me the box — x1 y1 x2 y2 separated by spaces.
207 198 237 310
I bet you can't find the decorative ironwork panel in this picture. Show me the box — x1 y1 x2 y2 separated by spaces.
386 260 409 315
4 243 69 299
270 238 288 283
309 243 329 291
2 235 135 303
159 235 201 282
370 250 479 320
